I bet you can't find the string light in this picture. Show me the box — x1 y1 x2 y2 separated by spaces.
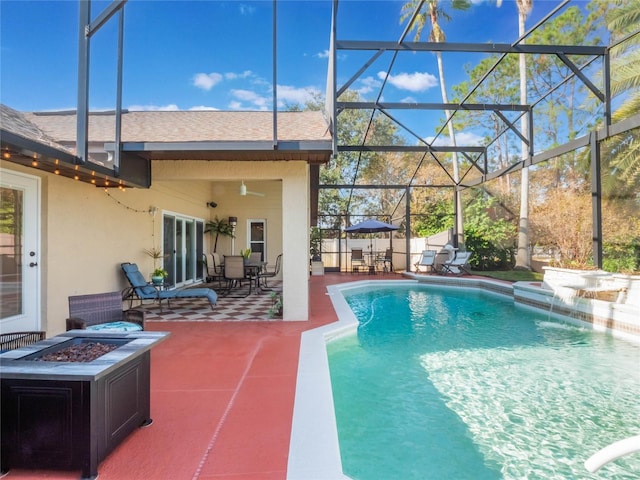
103 189 149 214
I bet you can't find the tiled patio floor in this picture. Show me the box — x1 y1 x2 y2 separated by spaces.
4 272 398 480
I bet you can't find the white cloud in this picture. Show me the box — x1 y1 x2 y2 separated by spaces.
315 49 346 61
230 89 269 110
193 72 223 91
401 96 417 103
356 76 382 95
127 104 180 111
377 71 438 92
225 70 253 80
277 85 321 106
425 131 485 146
189 105 219 111
228 101 243 110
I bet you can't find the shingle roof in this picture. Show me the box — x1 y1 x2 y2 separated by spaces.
1 105 73 154
23 110 331 143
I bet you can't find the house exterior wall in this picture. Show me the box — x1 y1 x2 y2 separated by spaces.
2 159 308 336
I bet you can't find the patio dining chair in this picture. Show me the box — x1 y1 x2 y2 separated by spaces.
351 248 365 273
203 253 224 288
376 248 393 273
222 255 252 297
121 262 217 312
258 253 282 290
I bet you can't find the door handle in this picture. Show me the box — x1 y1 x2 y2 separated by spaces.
29 262 38 267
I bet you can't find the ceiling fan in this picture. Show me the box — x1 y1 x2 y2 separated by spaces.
239 181 265 197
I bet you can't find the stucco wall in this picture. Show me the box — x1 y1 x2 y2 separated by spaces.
3 159 309 336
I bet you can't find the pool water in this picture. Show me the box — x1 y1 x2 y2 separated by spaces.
327 284 640 480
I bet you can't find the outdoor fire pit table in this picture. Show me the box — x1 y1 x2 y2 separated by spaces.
0 329 170 480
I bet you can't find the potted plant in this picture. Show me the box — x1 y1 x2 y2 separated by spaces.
268 291 283 318
310 227 322 261
151 267 168 285
241 248 252 263
144 247 168 284
310 227 324 275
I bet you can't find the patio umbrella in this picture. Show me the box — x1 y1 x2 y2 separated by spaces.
345 219 399 252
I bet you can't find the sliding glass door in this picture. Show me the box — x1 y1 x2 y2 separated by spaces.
163 214 203 288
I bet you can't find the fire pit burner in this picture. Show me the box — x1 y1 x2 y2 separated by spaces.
33 342 118 362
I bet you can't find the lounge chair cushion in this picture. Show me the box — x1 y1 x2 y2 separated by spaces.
174 288 218 305
87 321 143 332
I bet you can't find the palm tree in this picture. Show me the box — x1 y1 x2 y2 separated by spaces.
400 0 471 249
514 0 533 270
205 216 235 253
602 0 640 191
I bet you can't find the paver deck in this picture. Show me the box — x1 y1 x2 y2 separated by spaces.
4 272 399 480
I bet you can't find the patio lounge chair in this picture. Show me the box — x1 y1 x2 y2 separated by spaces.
440 251 473 276
68 291 145 331
414 250 436 273
121 262 217 312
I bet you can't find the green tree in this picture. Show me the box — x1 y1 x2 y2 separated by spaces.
598 0 640 191
463 192 517 270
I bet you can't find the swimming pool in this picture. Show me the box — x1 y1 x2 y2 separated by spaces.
327 283 640 480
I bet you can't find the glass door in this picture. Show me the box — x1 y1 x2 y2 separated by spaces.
163 215 176 286
248 219 265 261
0 170 40 333
164 214 203 288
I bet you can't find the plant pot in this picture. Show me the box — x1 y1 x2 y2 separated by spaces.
151 275 164 285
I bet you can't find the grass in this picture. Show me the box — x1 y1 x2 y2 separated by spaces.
471 270 544 283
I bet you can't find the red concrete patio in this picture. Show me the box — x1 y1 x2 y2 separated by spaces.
3 272 398 480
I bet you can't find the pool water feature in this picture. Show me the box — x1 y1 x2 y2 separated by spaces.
328 284 640 480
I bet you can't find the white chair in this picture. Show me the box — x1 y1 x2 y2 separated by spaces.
440 251 473 276
414 250 436 273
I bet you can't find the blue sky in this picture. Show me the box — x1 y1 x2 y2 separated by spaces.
0 0 592 115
